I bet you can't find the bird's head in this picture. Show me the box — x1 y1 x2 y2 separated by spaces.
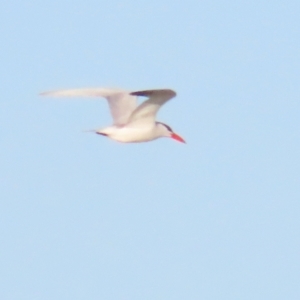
156 122 186 143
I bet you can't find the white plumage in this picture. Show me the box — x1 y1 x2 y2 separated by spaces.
40 87 185 144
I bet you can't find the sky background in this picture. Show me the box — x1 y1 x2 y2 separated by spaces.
1 1 299 299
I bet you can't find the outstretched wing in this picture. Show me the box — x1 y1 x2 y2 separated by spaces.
40 88 137 125
127 89 176 125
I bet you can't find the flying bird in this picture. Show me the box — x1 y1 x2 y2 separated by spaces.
40 88 185 144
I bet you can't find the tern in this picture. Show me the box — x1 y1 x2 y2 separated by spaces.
40 88 185 144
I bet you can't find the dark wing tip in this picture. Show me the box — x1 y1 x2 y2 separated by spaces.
130 89 176 98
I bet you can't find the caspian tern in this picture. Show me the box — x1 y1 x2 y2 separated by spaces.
40 88 185 144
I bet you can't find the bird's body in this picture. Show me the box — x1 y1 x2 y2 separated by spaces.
40 87 185 144
97 124 157 143
97 122 174 143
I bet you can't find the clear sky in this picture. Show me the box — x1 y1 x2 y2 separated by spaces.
1 1 299 299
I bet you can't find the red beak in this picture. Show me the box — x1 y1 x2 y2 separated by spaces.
171 132 186 143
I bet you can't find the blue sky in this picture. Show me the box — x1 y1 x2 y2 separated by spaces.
1 1 299 299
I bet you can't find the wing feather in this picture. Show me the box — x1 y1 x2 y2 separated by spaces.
128 89 176 125
40 88 137 125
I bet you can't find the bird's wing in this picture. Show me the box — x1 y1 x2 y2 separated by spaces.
127 89 176 125
40 88 137 125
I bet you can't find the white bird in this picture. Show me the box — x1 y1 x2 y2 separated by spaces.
40 88 185 144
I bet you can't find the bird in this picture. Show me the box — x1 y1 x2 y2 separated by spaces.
40 87 185 144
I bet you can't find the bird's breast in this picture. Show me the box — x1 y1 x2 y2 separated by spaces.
109 125 158 143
